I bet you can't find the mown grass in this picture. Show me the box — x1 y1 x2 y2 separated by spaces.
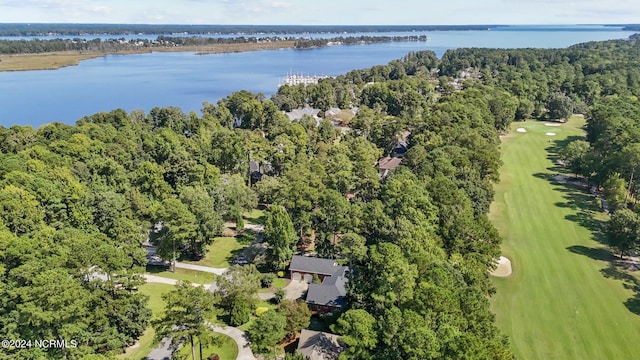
244 209 267 225
174 333 238 360
146 265 216 284
118 283 174 360
185 236 252 268
490 117 640 359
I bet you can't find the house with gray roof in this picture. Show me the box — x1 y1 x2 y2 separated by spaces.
296 329 344 360
285 107 321 122
289 255 348 314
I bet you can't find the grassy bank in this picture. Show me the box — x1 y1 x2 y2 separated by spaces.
0 41 296 72
490 117 640 359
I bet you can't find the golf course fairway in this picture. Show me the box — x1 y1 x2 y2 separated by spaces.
490 117 640 359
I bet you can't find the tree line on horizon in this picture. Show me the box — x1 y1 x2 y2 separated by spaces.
0 34 429 55
0 24 495 37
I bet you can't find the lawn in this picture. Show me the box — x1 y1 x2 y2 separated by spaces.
244 208 266 225
146 265 216 284
184 236 252 268
490 117 640 359
174 333 238 360
118 283 175 360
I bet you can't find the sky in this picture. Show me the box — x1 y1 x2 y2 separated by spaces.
0 0 639 25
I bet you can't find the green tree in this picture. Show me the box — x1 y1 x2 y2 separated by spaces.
264 205 297 270
546 92 574 121
367 242 419 309
154 198 198 264
278 300 311 339
515 98 534 120
606 209 640 258
314 189 351 244
0 185 43 235
487 90 518 131
179 186 224 258
560 140 591 178
10 268 91 359
132 161 172 200
215 265 261 326
229 294 252 326
154 281 218 360
245 309 287 357
331 309 378 360
603 173 628 212
335 232 368 265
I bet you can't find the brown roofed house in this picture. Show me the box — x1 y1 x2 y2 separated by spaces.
378 156 402 177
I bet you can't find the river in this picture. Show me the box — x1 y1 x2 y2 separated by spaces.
0 25 634 127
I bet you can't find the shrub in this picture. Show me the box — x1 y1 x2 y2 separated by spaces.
255 307 269 317
277 271 285 277
236 213 245 232
230 301 251 326
272 289 286 304
261 273 276 288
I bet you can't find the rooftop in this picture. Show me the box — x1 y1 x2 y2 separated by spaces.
289 255 342 276
306 266 348 308
378 156 402 170
297 329 343 360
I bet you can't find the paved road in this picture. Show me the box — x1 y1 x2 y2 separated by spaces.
174 261 227 275
143 274 212 288
146 338 173 360
144 274 179 285
210 324 257 360
143 275 256 360
223 222 265 233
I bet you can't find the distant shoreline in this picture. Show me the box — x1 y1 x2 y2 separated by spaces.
0 41 297 72
0 23 499 37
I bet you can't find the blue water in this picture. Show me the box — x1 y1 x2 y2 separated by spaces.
0 26 634 127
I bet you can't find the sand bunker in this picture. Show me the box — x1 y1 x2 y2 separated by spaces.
545 123 562 127
546 132 556 136
516 128 527 133
491 256 512 277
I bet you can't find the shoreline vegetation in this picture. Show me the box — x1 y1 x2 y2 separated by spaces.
0 34 429 72
0 41 297 71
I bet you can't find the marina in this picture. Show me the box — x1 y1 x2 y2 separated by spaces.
279 73 332 87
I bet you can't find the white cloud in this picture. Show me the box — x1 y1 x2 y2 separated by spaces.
270 1 292 9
